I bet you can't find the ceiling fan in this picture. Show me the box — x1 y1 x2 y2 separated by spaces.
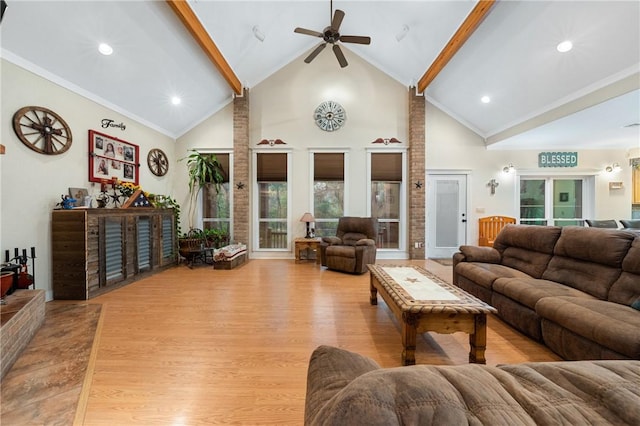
294 0 371 68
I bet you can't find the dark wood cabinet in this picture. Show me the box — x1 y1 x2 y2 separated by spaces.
52 209 176 299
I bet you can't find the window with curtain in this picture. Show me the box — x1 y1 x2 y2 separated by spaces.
370 152 403 249
313 152 345 237
257 152 288 249
202 153 231 240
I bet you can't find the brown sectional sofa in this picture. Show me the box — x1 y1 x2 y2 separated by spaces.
304 345 640 425
453 225 640 360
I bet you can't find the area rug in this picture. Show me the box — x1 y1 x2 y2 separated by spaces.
431 258 453 266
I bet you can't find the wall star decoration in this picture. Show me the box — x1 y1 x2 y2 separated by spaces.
415 180 423 189
236 182 245 190
257 139 286 146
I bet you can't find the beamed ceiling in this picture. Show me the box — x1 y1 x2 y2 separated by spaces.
1 1 638 150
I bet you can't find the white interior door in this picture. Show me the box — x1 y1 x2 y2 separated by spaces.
426 174 467 259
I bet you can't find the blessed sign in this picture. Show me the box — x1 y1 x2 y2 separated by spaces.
538 152 578 168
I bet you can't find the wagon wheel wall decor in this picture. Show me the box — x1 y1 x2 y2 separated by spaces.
12 106 73 155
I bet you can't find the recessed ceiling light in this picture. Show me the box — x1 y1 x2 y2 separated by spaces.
481 95 491 104
98 43 113 56
171 96 181 105
556 40 573 53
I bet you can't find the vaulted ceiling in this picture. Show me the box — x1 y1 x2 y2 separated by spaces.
1 1 638 150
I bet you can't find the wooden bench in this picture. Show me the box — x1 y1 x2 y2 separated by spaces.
478 216 516 247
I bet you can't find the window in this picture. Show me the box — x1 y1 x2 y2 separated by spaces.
369 152 405 249
255 152 290 249
312 152 346 237
202 153 232 239
520 177 590 226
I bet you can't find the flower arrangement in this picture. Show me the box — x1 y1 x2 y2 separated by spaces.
116 181 140 198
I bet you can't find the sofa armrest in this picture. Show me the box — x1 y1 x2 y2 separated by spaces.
459 245 501 263
322 236 342 245
305 346 381 425
355 238 376 246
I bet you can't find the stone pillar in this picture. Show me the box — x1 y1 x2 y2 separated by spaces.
233 88 250 246
408 87 425 259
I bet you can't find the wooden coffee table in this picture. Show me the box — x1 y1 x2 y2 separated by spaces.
368 264 497 365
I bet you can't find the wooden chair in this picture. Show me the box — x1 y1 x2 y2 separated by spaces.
478 216 516 247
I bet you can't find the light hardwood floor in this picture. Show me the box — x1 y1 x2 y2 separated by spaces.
6 259 561 425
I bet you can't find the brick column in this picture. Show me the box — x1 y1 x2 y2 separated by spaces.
233 88 250 245
408 87 425 259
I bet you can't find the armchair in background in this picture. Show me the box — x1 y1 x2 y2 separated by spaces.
320 217 378 274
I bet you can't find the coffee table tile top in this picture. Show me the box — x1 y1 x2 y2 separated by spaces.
368 264 496 315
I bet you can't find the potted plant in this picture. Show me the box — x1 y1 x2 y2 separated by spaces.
203 227 229 249
181 150 225 230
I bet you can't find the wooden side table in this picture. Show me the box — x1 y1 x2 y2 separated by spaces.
294 238 322 264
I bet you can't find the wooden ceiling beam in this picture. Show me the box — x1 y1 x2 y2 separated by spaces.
417 0 496 94
166 0 242 95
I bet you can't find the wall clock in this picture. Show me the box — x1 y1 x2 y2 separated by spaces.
147 148 169 176
12 106 72 155
314 101 346 132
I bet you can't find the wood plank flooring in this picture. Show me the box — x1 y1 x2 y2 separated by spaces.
2 259 560 425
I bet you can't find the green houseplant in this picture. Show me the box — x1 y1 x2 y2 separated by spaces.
181 150 225 231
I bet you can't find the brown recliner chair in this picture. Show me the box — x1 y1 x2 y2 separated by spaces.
320 217 378 274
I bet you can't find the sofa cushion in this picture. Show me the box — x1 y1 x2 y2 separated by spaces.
535 297 640 359
493 278 595 309
304 345 640 426
608 237 640 306
459 245 501 263
342 232 367 246
493 225 562 278
551 226 634 267
542 256 622 300
455 262 531 291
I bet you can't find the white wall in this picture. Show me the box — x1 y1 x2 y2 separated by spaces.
1 59 176 300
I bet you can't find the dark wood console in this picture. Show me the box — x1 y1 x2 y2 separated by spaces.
52 209 176 299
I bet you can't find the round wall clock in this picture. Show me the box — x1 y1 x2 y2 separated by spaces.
12 106 72 155
314 101 346 132
147 148 169 176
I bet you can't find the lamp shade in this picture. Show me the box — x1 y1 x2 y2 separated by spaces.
300 212 315 223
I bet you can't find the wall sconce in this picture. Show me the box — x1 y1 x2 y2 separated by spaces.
300 212 315 238
252 25 265 42
487 178 499 195
502 163 515 173
395 24 410 42
605 163 622 173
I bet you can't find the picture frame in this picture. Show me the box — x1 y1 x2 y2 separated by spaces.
559 192 569 202
68 187 89 207
88 130 139 185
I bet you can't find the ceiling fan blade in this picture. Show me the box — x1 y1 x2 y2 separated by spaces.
305 43 327 63
333 44 348 68
340 35 371 45
294 27 323 38
331 9 345 32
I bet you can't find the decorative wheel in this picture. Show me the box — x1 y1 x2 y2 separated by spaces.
147 148 169 176
12 106 72 155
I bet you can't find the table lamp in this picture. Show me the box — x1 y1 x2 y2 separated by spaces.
300 212 315 238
